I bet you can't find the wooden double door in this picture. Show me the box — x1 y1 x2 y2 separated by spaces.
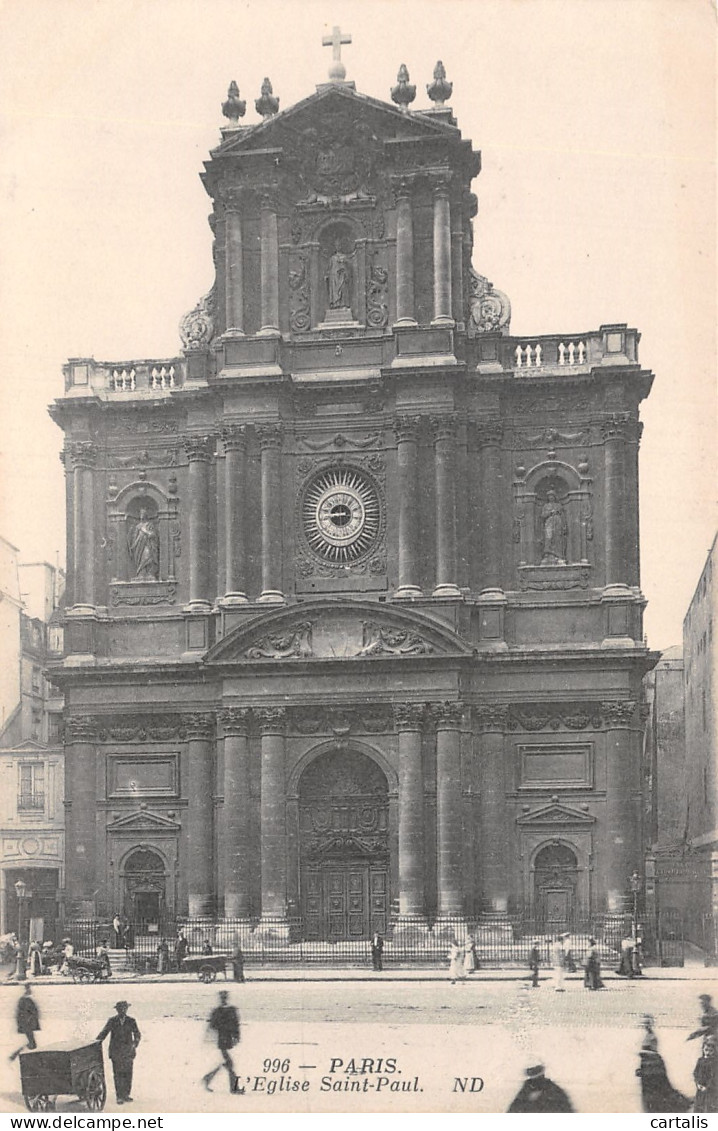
301 860 389 941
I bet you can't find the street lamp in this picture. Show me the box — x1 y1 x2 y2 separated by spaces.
14 879 27 981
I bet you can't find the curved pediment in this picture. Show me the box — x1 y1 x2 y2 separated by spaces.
205 600 474 665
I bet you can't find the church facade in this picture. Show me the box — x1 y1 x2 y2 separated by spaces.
50 48 655 939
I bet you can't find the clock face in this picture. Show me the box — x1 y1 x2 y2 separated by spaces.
302 467 380 563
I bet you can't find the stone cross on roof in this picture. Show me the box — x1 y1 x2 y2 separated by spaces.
322 25 351 82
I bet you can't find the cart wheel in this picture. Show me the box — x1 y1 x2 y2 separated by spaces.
84 1068 107 1111
25 1095 56 1112
76 968 91 983
198 965 217 983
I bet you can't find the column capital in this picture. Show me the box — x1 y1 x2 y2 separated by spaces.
393 414 423 443
183 434 215 462
474 420 504 448
601 413 631 443
64 714 97 742
259 187 281 213
430 701 465 728
184 712 215 740
393 703 426 730
219 706 251 735
67 441 98 470
218 185 248 213
474 703 509 732
256 706 287 734
430 413 457 443
390 174 417 203
601 700 636 727
256 422 283 450
221 423 248 452
429 171 453 197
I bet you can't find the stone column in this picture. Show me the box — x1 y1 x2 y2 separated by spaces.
434 702 465 917
476 421 504 592
221 425 248 603
256 424 284 603
185 713 215 918
602 415 629 587
257 708 287 923
393 416 423 597
220 708 252 919
475 705 510 914
394 704 426 918
432 181 453 326
69 442 97 611
183 436 213 609
393 182 416 327
224 196 245 334
603 700 637 913
431 415 460 598
258 193 280 336
65 716 97 914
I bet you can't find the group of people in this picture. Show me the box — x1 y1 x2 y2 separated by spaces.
111 915 135 951
527 933 605 991
448 937 481 983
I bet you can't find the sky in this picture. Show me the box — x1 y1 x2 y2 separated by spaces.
0 0 714 650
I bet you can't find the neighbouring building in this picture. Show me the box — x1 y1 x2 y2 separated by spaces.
49 42 656 940
0 548 65 939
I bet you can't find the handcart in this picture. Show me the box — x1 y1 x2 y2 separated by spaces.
19 1041 106 1111
67 955 112 983
181 953 229 982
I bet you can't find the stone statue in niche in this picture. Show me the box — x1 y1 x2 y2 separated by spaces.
128 508 160 580
327 246 352 309
540 490 568 565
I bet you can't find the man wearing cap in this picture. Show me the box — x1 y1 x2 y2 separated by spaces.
507 1065 573 1112
96 1000 141 1104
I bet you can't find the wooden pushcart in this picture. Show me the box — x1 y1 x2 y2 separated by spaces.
181 954 229 982
19 1041 107 1111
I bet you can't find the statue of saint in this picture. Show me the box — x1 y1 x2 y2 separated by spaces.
327 247 351 309
128 508 160 580
540 490 568 564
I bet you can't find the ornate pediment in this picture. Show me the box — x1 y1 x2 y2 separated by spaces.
517 801 595 826
205 600 474 665
107 808 180 833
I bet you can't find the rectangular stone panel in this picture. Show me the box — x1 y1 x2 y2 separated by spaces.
109 753 178 798
518 743 592 789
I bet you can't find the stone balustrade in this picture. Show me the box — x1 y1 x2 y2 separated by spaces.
62 357 185 396
473 324 640 374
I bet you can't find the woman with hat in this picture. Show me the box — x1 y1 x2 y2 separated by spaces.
583 937 604 990
507 1065 573 1112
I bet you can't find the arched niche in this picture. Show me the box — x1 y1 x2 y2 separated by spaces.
514 459 593 568
107 481 179 583
120 844 168 926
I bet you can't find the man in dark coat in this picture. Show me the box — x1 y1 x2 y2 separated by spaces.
202 991 244 1094
175 932 189 968
371 932 384 972
507 1065 573 1112
694 1035 718 1113
231 942 245 983
9 985 40 1060
528 940 541 988
689 994 718 1043
96 1000 141 1104
636 1033 690 1113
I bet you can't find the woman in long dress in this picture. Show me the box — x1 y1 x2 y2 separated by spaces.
636 1033 690 1113
463 938 479 976
448 940 465 984
583 937 604 990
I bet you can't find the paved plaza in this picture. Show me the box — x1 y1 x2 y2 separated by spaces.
2 971 717 1114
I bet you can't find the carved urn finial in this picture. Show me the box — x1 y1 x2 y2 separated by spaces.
222 80 246 125
427 60 453 106
255 77 279 119
391 64 416 112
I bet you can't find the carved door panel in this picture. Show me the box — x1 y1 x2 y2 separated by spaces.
301 867 324 940
301 861 389 940
369 866 389 936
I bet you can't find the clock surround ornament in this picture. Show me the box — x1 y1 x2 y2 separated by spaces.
301 466 381 565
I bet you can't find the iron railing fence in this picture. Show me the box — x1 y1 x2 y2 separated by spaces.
63 914 635 968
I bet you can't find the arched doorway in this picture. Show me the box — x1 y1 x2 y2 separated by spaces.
298 749 390 941
533 843 579 930
123 848 166 932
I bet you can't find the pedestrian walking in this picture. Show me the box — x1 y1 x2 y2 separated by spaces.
96 1000 141 1105
616 935 634 977
694 1034 718 1113
635 1030 690 1113
507 1065 574 1112
112 914 122 949
370 932 384 972
562 933 577 973
688 994 718 1042
175 931 189 968
59 937 74 976
448 939 464 984
95 939 112 977
528 940 541 988
631 933 644 976
231 942 245 983
202 991 244 1094
9 985 40 1060
156 939 169 975
583 937 603 990
550 936 565 992
463 937 479 975
123 921 135 952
